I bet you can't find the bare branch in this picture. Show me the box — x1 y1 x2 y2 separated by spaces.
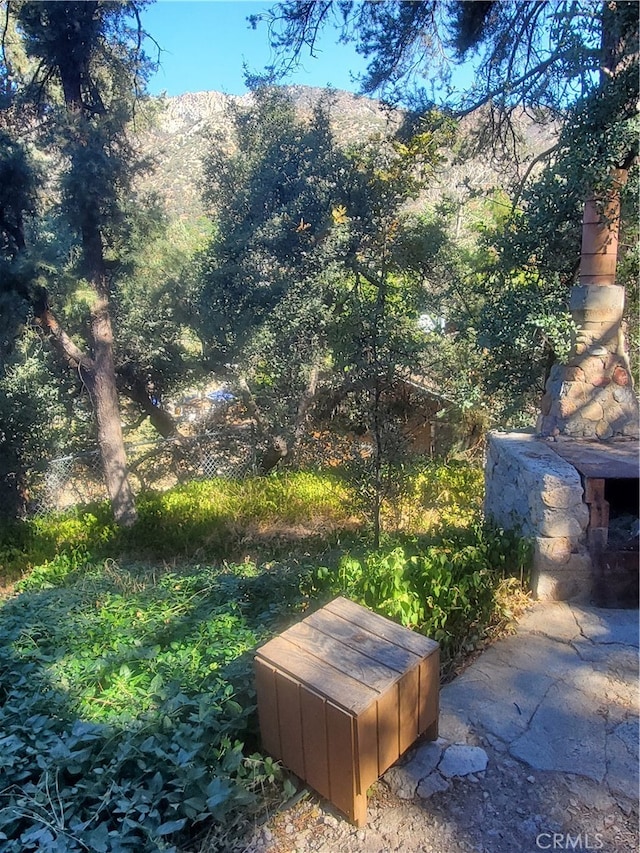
511 143 559 210
35 306 95 375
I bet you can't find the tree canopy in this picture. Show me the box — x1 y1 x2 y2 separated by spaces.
254 0 638 414
197 85 457 487
257 1 637 113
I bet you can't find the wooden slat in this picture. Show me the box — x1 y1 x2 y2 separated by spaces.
351 789 368 828
254 660 282 759
584 478 610 531
256 635 377 715
300 688 330 799
283 622 401 694
398 667 419 754
275 672 306 780
325 596 439 658
584 478 606 504
418 648 440 736
326 702 356 818
305 607 421 674
256 596 441 828
354 701 379 795
376 684 400 774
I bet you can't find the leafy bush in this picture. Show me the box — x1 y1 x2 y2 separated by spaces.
0 462 532 849
313 524 532 674
399 460 484 530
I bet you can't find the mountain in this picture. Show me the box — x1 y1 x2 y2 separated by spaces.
137 86 400 220
137 85 557 222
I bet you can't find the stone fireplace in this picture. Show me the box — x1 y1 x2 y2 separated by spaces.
484 193 639 605
485 432 638 604
536 197 638 441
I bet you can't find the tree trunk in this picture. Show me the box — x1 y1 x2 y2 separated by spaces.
35 294 138 525
118 366 179 438
57 35 137 525
90 293 138 525
78 217 137 524
235 376 289 473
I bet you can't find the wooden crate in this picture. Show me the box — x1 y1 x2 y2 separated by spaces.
254 596 439 826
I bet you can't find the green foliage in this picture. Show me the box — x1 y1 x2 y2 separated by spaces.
114 214 212 404
0 559 299 851
0 330 77 519
0 461 531 849
0 129 37 257
258 0 638 433
1 463 487 585
263 1 615 109
406 460 483 529
199 87 340 360
313 524 532 671
197 86 456 481
0 470 355 584
130 470 353 555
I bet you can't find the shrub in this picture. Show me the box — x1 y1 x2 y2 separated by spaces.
0 462 531 848
313 524 532 674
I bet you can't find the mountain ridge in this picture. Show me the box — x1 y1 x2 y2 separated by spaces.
138 85 556 221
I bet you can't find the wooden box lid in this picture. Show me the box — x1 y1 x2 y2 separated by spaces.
255 596 438 716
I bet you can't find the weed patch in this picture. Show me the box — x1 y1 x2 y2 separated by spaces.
312 524 532 676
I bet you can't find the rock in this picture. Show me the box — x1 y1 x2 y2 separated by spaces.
407 740 446 776
416 771 450 799
520 817 537 835
382 766 418 799
613 366 629 385
438 744 489 778
384 739 446 798
510 682 607 780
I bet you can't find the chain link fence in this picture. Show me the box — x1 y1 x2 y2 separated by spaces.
27 380 470 517
31 426 259 516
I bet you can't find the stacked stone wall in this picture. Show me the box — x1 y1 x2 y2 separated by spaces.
485 431 592 601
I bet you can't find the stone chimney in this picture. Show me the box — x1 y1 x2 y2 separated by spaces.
538 195 640 439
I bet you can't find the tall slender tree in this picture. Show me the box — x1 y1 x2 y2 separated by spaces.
5 0 157 524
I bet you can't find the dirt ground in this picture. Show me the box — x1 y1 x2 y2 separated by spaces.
241 746 638 853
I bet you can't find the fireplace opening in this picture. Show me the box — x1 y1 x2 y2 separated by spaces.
605 478 640 549
591 475 639 608
485 433 637 605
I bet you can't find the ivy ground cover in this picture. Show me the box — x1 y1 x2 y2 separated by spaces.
0 465 531 851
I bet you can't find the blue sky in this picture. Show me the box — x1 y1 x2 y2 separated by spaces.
141 1 371 97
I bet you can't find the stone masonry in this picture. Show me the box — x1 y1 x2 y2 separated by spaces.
537 284 639 439
485 431 591 601
538 197 640 439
